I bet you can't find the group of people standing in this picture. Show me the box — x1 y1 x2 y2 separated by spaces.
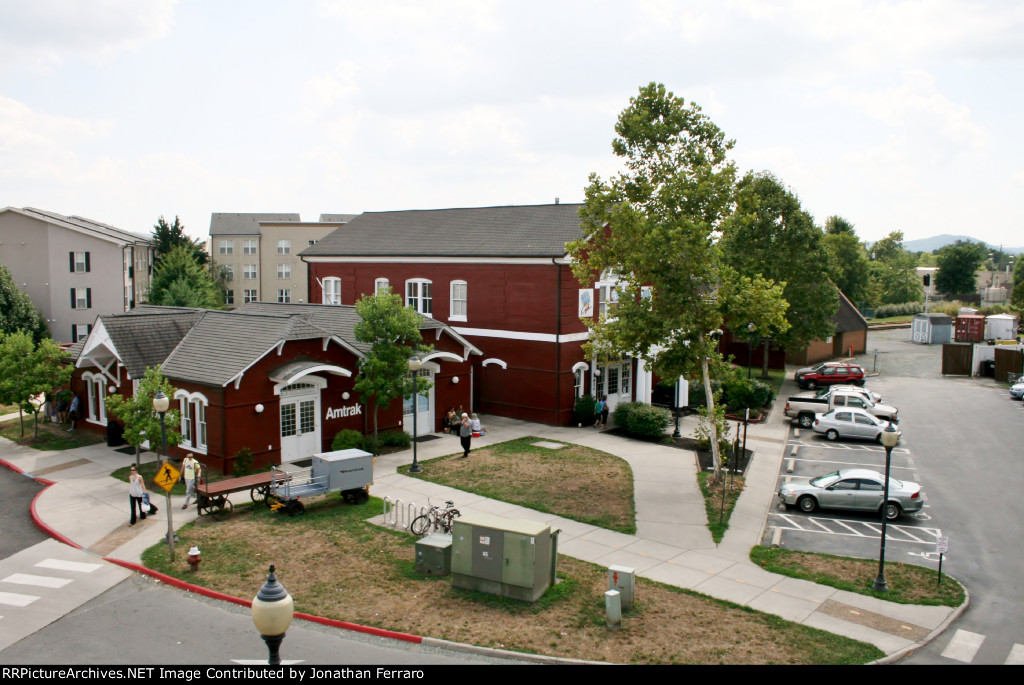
445 407 484 459
594 396 610 429
127 453 201 526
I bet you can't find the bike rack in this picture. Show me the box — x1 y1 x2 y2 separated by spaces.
382 497 422 531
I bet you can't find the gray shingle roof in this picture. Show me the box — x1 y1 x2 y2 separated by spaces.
832 291 868 333
318 214 358 223
19 208 152 244
209 213 301 236
102 311 204 378
301 203 584 258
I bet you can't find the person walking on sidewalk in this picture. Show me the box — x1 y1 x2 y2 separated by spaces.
600 396 610 429
459 412 472 458
181 453 200 509
67 394 80 432
128 465 147 526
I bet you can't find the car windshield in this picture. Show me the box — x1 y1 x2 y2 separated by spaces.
810 472 841 488
815 388 830 398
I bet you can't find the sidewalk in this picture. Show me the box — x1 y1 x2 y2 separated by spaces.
0 391 963 663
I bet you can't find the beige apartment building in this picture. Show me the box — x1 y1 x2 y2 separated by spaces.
208 213 355 308
0 207 154 343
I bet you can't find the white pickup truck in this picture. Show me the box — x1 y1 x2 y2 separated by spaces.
784 388 898 428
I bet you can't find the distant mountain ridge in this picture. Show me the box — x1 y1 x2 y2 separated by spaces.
901 234 1024 255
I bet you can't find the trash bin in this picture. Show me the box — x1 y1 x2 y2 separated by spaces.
980 360 996 378
106 421 125 447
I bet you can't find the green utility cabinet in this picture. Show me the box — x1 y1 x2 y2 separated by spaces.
451 513 558 602
415 532 452 576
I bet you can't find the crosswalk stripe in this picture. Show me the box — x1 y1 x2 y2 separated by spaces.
2 573 73 589
0 591 40 607
940 629 985 663
1005 644 1024 665
35 558 102 574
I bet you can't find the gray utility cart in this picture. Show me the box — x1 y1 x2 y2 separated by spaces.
266 449 374 516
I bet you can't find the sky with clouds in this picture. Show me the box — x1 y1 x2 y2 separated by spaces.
2 0 1022 249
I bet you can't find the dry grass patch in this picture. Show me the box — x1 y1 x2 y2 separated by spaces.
398 437 635 533
142 497 882 664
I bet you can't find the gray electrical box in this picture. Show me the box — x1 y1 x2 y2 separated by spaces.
311 449 374 491
415 532 452 576
451 513 558 603
608 565 635 611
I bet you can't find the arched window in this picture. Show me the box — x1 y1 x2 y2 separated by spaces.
81 372 107 425
174 390 209 453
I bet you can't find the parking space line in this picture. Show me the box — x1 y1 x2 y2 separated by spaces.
834 520 868 536
790 457 917 472
1005 644 1024 665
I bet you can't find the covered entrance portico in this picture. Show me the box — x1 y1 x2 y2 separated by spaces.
271 361 352 463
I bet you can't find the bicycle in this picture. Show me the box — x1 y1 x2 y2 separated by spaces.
410 500 461 535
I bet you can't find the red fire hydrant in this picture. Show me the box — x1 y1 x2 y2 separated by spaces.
187 546 202 572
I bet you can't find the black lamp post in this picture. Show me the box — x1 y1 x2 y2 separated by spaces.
747 322 757 379
152 390 174 561
872 423 901 592
251 565 294 665
407 354 422 473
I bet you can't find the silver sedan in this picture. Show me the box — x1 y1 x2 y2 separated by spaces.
811 407 901 443
778 468 924 520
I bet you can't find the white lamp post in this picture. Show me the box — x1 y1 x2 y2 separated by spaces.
407 354 422 473
251 565 294 665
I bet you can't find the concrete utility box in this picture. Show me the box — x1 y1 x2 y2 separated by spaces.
311 449 374 492
451 513 558 603
415 533 452 576
608 565 636 611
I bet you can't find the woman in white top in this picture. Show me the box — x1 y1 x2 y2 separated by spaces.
470 413 484 437
128 465 147 526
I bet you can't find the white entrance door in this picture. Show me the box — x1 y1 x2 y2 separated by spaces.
596 360 633 413
280 384 320 462
403 368 434 437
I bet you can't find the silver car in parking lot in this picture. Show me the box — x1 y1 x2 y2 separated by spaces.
778 468 924 520
812 407 901 443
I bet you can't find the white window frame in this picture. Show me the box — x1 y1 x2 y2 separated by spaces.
223 265 234 281
277 289 291 303
277 240 291 255
81 372 107 426
449 280 467 322
244 289 258 303
174 390 209 453
73 288 89 310
374 278 390 294
243 239 258 255
243 264 257 280
406 278 432 316
322 277 341 305
73 324 92 342
218 240 233 255
224 289 234 305
277 263 291 279
74 252 89 273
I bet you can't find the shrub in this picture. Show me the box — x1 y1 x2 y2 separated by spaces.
574 393 596 426
686 380 722 409
874 301 926 319
613 401 671 439
361 436 381 456
721 378 773 411
232 446 254 477
331 429 365 451
377 430 412 449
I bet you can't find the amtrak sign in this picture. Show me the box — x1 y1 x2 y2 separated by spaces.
325 403 363 420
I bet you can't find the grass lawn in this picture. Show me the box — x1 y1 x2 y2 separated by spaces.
750 547 964 607
142 494 884 664
0 416 104 450
397 436 636 534
697 472 745 543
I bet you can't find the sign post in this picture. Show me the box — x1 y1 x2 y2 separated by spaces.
936 536 949 586
154 461 180 561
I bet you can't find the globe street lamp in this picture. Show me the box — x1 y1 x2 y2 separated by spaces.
746 322 757 379
251 565 294 665
872 423 901 592
152 390 175 561
407 354 422 473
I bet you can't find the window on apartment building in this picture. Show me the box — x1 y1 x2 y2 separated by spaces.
219 240 233 255
598 283 619 317
450 280 467 321
243 264 257 280
406 279 432 316
277 240 291 255
224 289 235 305
72 324 92 343
277 264 291 279
243 239 258 255
322 277 341 305
223 265 234 281
308 240 318 247
69 252 90 273
374 278 389 294
175 391 209 452
244 289 258 303
70 288 91 309
277 289 291 303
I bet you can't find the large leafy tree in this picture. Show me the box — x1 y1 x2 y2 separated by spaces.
1012 258 1024 311
720 171 839 351
717 268 791 379
0 265 49 343
935 239 986 296
822 216 871 306
352 289 432 439
0 331 73 438
567 83 782 481
105 365 182 468
148 244 221 308
868 231 922 305
152 216 208 267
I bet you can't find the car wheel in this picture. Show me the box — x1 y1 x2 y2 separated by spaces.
854 379 865 387
798 496 817 513
825 429 839 441
806 380 817 390
798 414 814 428
882 502 901 521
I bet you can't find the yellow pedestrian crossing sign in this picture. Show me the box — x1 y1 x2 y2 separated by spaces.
154 461 180 493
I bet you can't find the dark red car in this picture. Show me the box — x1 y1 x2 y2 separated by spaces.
795 362 865 390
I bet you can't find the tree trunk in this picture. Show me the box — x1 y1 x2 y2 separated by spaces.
701 356 722 482
761 338 771 380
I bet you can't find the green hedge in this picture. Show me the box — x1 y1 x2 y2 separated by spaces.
688 377 772 413
574 393 597 426
612 401 672 439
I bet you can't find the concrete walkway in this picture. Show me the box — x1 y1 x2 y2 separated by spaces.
0 389 963 663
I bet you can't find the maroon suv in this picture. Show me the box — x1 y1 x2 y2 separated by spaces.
795 362 865 389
